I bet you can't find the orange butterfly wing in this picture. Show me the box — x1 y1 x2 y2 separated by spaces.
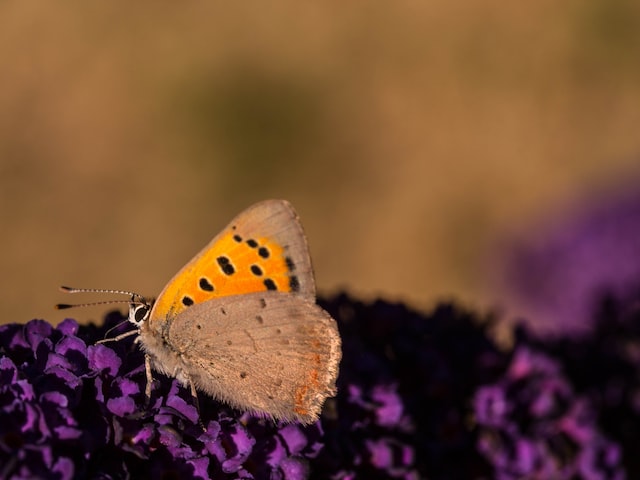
149 199 316 325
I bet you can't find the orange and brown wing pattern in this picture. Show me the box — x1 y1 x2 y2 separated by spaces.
149 200 316 324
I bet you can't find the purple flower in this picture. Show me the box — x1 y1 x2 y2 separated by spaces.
0 314 325 479
474 346 624 479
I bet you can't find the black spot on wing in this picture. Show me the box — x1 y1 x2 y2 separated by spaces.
182 296 194 307
217 256 236 275
199 277 214 291
250 265 263 276
285 256 295 271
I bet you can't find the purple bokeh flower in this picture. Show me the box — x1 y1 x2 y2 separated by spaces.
492 188 640 334
474 346 624 479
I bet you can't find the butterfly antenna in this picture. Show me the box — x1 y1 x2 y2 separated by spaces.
55 286 148 310
55 298 146 310
59 286 144 299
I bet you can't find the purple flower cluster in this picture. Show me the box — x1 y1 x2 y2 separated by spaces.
518 290 640 478
2 296 508 479
0 314 323 479
474 346 624 479
312 295 504 478
2 290 637 478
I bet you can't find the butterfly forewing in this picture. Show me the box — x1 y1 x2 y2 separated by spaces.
157 291 341 424
149 200 316 325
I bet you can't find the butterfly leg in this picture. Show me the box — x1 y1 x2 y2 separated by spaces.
144 353 154 401
192 383 206 430
96 329 139 344
178 368 205 430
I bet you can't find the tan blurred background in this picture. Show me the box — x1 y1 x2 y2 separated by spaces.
1 2 639 325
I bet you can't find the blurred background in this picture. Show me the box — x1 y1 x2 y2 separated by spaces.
1 2 639 329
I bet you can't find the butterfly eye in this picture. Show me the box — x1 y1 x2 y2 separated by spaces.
130 304 150 326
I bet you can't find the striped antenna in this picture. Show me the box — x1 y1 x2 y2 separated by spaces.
55 285 147 310
59 286 143 298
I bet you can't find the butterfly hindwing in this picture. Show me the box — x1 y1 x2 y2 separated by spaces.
153 291 341 424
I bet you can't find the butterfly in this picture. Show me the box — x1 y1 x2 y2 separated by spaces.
59 200 341 424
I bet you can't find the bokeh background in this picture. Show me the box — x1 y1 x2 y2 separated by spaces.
2 2 639 329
